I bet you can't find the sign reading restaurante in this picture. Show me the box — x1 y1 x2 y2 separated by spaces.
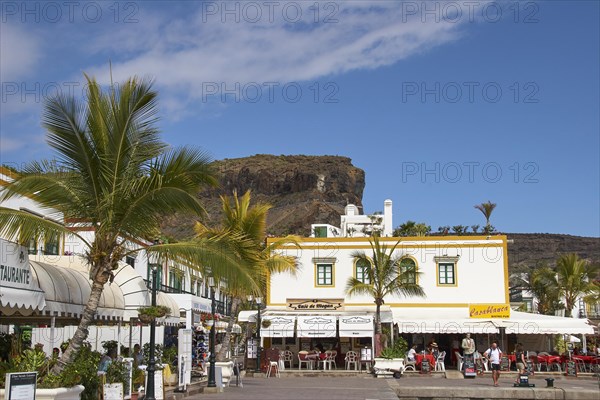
469 304 511 319
287 299 344 311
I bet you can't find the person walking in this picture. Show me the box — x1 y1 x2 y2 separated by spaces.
514 343 526 383
484 342 503 386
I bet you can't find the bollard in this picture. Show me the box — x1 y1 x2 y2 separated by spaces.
545 378 554 387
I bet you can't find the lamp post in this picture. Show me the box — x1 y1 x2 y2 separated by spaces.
207 277 217 388
247 295 262 373
146 266 158 400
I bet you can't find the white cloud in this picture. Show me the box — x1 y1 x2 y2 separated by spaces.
79 2 468 115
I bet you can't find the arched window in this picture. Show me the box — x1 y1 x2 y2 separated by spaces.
399 258 417 284
355 259 371 284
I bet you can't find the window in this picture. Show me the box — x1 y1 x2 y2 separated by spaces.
316 263 333 286
313 226 327 238
125 256 135 268
438 262 456 285
44 234 59 255
355 259 371 284
28 238 37 255
399 258 417 284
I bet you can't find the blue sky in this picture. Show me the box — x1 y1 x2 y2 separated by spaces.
1 1 599 237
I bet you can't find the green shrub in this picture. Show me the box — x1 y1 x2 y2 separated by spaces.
380 337 408 359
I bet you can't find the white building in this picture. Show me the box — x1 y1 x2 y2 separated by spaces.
249 200 594 361
0 166 229 356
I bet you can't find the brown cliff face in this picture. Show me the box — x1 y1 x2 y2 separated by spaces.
159 154 365 239
159 154 599 273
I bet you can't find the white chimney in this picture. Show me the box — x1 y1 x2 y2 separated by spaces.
383 199 393 236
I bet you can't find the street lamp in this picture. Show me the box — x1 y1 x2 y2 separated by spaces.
247 295 262 373
207 276 217 388
146 265 158 400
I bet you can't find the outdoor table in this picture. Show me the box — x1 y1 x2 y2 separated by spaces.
415 354 435 369
305 353 319 369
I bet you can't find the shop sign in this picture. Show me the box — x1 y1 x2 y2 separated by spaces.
287 298 344 311
469 304 510 319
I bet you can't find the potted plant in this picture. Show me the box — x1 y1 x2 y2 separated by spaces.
373 337 408 377
137 305 171 323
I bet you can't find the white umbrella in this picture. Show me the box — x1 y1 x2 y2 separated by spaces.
568 335 581 343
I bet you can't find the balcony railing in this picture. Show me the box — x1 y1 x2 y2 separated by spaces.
143 280 232 316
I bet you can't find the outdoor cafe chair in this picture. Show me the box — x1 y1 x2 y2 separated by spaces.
282 350 294 369
320 350 336 370
572 357 587 373
266 360 280 378
345 351 359 370
454 352 463 371
298 351 314 370
404 355 416 371
435 351 446 371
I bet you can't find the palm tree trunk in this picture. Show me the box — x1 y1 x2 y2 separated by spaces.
51 279 105 374
216 297 242 362
375 302 382 334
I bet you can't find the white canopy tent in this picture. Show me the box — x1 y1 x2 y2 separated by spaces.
297 315 337 338
0 239 46 316
31 260 125 321
392 308 498 334
260 316 296 337
391 308 594 335
495 311 594 335
338 315 374 337
49 256 181 325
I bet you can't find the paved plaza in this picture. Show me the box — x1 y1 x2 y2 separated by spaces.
193 374 600 400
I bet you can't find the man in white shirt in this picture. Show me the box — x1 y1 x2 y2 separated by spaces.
484 342 503 386
407 345 418 361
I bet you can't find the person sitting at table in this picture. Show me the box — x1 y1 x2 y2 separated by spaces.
407 345 418 362
429 342 439 359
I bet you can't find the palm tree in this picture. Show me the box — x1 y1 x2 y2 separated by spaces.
0 74 248 373
512 266 562 315
194 190 299 361
474 201 497 234
555 253 599 317
345 236 425 337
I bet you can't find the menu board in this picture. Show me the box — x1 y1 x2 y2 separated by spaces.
463 357 476 377
565 360 577 377
5 372 37 400
420 359 431 374
500 356 510 371
103 383 123 400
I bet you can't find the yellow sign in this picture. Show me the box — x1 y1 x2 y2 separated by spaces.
469 304 510 319
287 299 344 311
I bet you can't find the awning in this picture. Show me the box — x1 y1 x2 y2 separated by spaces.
41 256 180 325
496 311 594 335
297 315 337 338
169 293 212 314
339 315 374 337
237 310 258 322
0 239 46 315
30 260 124 321
261 316 296 337
392 308 498 334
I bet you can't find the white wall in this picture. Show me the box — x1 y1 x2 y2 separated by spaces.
269 236 508 307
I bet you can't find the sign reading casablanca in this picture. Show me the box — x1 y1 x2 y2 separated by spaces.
287 299 344 311
469 304 511 319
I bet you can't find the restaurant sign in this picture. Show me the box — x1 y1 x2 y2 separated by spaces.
469 304 511 319
287 298 344 311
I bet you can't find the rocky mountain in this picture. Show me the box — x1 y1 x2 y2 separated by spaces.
159 154 365 239
160 154 599 270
